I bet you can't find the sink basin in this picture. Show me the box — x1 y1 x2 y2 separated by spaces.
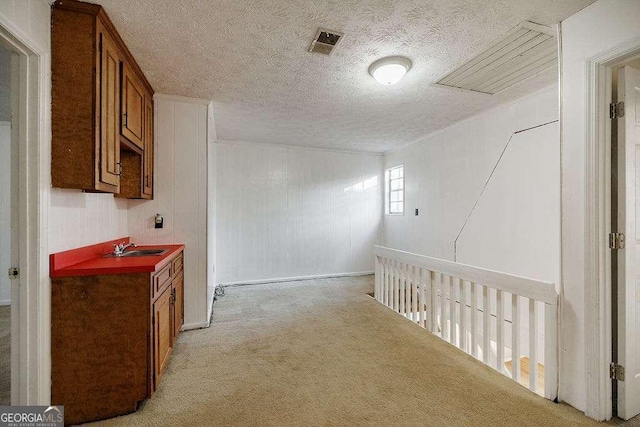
103 249 169 258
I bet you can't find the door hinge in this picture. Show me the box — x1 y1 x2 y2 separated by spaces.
609 232 625 249
610 363 625 381
7 267 19 280
610 102 625 119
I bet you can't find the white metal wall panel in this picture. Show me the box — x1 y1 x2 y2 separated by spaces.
216 142 383 284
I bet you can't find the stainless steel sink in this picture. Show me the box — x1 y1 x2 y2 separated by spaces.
103 249 169 258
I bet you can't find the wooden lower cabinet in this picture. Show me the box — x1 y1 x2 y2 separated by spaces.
51 249 184 425
153 285 173 390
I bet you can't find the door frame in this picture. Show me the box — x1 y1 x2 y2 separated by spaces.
584 36 640 421
0 17 50 405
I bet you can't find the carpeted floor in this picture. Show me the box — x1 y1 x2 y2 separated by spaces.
90 275 598 426
0 305 9 406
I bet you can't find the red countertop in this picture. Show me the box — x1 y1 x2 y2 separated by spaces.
50 237 185 278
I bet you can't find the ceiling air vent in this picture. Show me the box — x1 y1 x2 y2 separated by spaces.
435 21 557 95
308 28 343 55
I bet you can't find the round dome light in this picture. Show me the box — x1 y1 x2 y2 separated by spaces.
369 56 412 85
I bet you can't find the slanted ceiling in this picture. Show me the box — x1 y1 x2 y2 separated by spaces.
436 21 557 95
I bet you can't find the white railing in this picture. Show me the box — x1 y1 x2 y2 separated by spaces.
373 245 558 400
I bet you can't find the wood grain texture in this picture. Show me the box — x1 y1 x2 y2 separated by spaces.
153 286 173 391
52 0 154 94
142 94 154 198
117 149 143 199
52 0 154 195
51 249 185 424
98 21 121 189
51 7 97 190
121 61 145 149
51 273 150 425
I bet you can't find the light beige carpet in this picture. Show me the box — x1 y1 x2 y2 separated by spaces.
90 275 597 426
0 305 9 406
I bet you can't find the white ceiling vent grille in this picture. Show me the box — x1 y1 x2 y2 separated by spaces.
308 28 343 55
435 21 557 95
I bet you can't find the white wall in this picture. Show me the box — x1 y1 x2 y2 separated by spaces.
216 141 383 284
49 191 129 253
128 95 210 329
0 122 11 304
0 1 130 255
206 109 217 322
0 46 10 121
456 122 560 283
384 85 559 282
559 0 640 416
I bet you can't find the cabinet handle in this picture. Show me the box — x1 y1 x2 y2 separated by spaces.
116 162 122 176
145 175 149 187
123 111 128 128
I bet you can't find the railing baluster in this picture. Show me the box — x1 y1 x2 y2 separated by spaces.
415 267 422 325
386 259 392 308
440 274 447 339
512 293 520 384
399 262 406 315
380 258 387 305
529 298 538 392
471 281 478 358
371 246 557 400
544 296 558 400
449 275 456 345
393 260 399 312
375 256 381 302
496 290 504 374
483 285 490 365
430 271 437 334
411 266 418 323
460 279 467 352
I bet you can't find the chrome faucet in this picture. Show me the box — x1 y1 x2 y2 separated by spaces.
113 242 137 257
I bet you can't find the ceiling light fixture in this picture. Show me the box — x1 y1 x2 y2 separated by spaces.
369 56 412 85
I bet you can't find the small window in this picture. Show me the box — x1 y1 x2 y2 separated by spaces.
385 165 404 215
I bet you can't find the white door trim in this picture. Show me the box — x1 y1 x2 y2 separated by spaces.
0 15 50 405
583 35 640 421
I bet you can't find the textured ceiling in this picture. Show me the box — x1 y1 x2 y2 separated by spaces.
94 0 595 153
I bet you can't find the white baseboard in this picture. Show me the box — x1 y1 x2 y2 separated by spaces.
0 299 11 306
181 321 210 331
223 270 374 287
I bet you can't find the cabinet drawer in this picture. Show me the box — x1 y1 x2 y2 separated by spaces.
153 263 172 299
172 252 184 277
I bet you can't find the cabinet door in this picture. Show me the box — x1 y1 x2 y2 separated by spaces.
173 272 184 338
121 62 145 149
99 29 120 188
153 286 173 390
142 95 154 198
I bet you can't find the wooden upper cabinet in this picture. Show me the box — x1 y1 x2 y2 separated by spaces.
143 95 154 197
99 28 121 188
121 63 145 149
51 0 154 195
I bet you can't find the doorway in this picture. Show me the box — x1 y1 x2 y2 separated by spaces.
0 42 15 405
611 55 640 421
0 16 49 404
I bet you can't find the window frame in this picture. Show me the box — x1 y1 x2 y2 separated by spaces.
385 165 404 216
